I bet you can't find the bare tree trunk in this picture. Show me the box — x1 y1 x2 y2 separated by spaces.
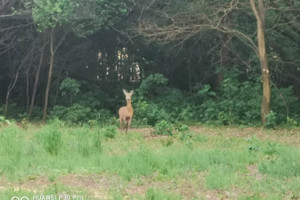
29 34 47 119
53 68 62 106
43 30 54 122
26 69 30 113
42 29 66 122
4 72 18 117
4 41 36 117
188 54 192 95
250 0 271 124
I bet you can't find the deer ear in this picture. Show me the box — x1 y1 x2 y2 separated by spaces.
123 89 127 94
130 90 134 94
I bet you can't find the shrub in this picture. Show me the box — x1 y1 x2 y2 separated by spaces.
60 77 81 105
102 125 118 139
265 111 276 129
175 124 191 141
50 104 113 126
134 100 170 126
160 138 173 147
37 123 62 155
154 120 173 136
136 73 168 97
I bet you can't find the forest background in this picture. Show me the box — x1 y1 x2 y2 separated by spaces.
0 0 300 128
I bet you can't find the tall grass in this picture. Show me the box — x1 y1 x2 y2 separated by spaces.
0 123 257 181
1 123 300 199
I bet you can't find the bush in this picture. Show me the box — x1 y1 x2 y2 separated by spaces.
50 104 113 126
134 100 171 126
102 125 118 139
37 123 62 155
136 73 168 97
265 111 276 129
175 124 191 141
154 120 173 136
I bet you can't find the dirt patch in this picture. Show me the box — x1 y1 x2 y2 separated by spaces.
59 174 120 199
190 126 300 147
247 164 264 180
130 128 153 134
0 176 52 193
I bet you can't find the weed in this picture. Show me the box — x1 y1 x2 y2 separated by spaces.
37 124 62 156
103 125 118 139
154 120 173 135
264 111 276 129
160 138 173 147
246 137 261 152
206 165 237 189
258 146 300 177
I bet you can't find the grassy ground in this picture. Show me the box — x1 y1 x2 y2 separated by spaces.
0 122 300 200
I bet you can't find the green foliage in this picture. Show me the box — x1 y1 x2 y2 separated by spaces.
190 72 300 126
175 124 191 141
259 146 300 177
264 111 276 129
0 115 4 123
271 86 300 124
160 138 173 147
263 142 279 156
136 73 168 98
102 125 118 139
31 0 75 31
195 77 262 124
0 115 12 126
50 104 90 125
286 117 298 127
37 122 62 155
246 137 261 152
70 0 135 37
135 100 171 126
154 120 173 136
217 111 236 126
206 165 237 189
60 78 81 105
50 104 113 125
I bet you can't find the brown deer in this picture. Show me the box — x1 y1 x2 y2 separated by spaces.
119 89 134 132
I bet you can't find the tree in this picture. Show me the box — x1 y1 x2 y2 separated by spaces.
134 0 298 124
250 0 270 124
30 0 73 122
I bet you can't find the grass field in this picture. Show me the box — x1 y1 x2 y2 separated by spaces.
0 122 300 200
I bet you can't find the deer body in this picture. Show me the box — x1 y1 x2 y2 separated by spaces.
119 89 134 132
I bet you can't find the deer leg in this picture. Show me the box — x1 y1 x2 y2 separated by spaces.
128 118 132 129
119 117 123 129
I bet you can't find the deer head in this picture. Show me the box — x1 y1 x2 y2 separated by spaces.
123 89 134 101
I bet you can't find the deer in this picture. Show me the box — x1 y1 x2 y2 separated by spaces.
119 89 134 133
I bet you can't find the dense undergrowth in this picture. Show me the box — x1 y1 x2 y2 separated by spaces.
1 73 300 129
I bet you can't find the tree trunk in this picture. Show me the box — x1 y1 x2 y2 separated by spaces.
53 68 62 106
4 90 11 117
4 42 35 117
250 0 270 124
26 69 30 113
43 30 55 122
29 34 47 119
42 29 66 122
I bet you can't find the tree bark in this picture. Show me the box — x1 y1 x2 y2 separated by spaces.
4 41 36 117
43 30 54 122
250 0 271 124
42 29 66 122
29 34 47 119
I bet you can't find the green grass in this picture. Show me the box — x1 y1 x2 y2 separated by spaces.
0 122 300 199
